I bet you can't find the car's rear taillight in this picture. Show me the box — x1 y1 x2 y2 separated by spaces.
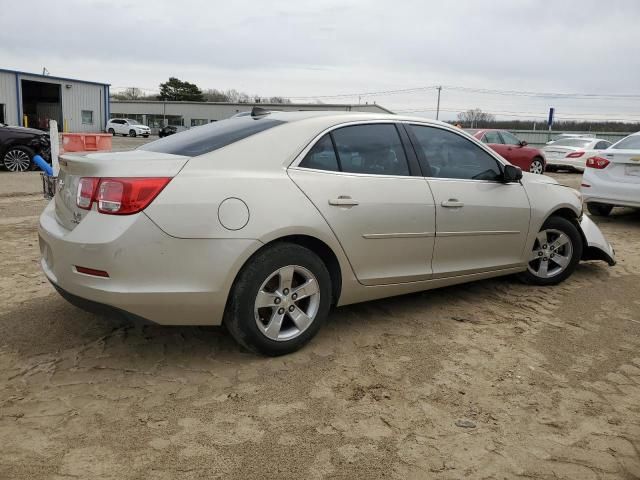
566 151 584 158
77 177 99 210
585 157 610 169
76 177 171 215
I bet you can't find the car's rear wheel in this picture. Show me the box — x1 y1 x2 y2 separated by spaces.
519 216 583 286
529 157 545 174
3 146 33 172
107 128 115 135
224 242 332 356
129 129 136 137
587 202 613 217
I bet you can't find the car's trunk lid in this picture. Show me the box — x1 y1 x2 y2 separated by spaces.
602 149 640 185
54 150 189 231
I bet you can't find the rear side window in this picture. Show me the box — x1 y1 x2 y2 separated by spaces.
300 134 339 171
140 116 285 157
483 131 502 144
409 125 502 181
595 141 611 150
300 124 410 176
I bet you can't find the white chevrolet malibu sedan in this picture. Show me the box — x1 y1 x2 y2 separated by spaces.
581 131 640 216
39 110 616 355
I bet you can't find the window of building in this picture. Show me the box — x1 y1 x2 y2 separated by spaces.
191 118 208 127
409 125 502 181
81 110 94 125
0 104 5 124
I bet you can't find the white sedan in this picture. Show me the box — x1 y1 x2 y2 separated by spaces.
581 131 640 216
39 110 616 355
543 137 612 171
106 118 151 138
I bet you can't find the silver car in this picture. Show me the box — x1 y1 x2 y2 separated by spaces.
39 110 616 355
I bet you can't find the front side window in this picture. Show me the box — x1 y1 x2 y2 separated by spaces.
140 116 285 157
500 131 521 145
483 131 502 144
409 125 502 181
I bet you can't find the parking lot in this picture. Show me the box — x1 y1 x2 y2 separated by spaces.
1 141 639 479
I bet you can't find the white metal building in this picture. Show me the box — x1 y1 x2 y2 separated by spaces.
0 68 110 132
110 100 393 132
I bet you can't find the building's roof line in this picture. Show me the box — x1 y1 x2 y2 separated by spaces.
0 68 110 87
111 100 393 113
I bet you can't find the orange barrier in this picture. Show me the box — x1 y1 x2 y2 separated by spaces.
61 133 112 152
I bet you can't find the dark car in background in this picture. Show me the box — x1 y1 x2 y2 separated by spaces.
158 125 178 138
473 129 546 174
0 123 50 172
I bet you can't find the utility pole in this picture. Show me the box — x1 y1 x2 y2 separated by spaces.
435 86 442 120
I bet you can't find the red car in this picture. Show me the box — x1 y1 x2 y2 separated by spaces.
473 129 546 174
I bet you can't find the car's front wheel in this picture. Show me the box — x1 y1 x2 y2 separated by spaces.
107 128 115 135
519 216 583 285
587 203 613 217
3 146 34 172
129 129 137 137
224 242 332 356
529 157 545 174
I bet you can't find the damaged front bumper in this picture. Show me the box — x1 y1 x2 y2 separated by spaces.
579 215 616 266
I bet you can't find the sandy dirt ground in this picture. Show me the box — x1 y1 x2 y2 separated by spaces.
1 148 639 479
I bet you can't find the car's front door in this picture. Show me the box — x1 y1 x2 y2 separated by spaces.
114 119 125 134
288 123 436 286
407 124 531 278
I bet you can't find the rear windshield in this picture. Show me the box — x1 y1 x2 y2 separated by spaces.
612 135 640 150
550 138 592 147
139 116 285 157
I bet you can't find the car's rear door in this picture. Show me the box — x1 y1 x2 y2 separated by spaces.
288 122 436 286
406 124 531 277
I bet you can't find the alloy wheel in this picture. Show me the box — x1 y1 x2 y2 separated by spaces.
529 159 544 174
254 265 321 341
4 149 31 172
527 228 573 279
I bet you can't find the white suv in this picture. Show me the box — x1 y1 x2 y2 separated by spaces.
106 118 150 138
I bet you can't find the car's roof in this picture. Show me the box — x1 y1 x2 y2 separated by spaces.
260 110 449 128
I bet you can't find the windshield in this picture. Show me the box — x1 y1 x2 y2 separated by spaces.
612 134 640 150
549 138 592 148
126 119 144 125
139 115 285 157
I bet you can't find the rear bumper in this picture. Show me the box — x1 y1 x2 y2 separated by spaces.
547 157 585 170
581 170 640 208
38 201 262 325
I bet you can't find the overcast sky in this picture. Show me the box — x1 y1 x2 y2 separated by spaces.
2 0 640 121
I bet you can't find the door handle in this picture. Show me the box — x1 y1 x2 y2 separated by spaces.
441 199 464 208
329 196 359 207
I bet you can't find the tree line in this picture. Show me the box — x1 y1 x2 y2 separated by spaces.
455 108 639 132
111 77 291 104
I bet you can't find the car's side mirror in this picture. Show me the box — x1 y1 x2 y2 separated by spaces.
519 140 528 147
503 164 523 183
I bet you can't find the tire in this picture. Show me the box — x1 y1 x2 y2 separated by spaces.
224 242 332 356
3 146 34 172
587 203 613 217
529 157 545 174
129 129 137 137
143 134 149 138
107 128 115 135
519 216 583 286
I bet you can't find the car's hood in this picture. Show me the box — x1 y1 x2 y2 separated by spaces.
0 125 48 135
